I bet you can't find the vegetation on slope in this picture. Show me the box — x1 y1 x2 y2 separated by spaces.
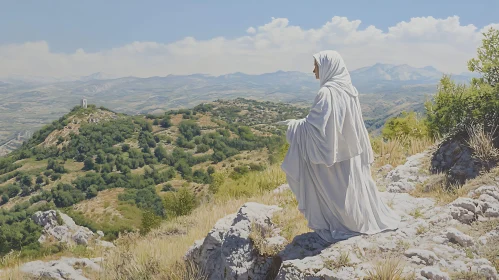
0 98 307 259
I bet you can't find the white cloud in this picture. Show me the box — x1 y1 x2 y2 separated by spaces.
0 16 497 78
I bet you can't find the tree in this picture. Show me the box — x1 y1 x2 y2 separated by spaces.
122 144 131 152
207 166 215 175
101 163 112 173
196 144 210 153
83 157 95 171
468 27 499 86
20 174 33 187
154 145 168 161
36 175 44 185
6 185 20 198
1 194 8 205
95 150 106 164
178 121 201 141
162 183 174 192
161 115 173 128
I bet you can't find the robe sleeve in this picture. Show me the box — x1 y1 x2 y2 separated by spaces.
282 87 364 178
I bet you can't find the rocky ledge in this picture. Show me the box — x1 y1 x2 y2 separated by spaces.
32 209 114 248
186 183 499 280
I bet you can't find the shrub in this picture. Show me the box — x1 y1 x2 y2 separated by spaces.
195 144 210 153
162 183 174 192
140 210 162 235
163 187 197 217
382 111 429 141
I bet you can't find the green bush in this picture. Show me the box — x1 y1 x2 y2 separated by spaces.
140 210 162 235
425 76 499 138
163 187 197 217
382 111 429 140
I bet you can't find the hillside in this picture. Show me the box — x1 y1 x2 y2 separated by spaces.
0 98 308 260
0 64 476 155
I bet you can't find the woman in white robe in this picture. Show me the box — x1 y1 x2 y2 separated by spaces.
279 50 401 242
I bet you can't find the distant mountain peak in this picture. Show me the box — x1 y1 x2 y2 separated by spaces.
422 66 438 71
79 72 117 81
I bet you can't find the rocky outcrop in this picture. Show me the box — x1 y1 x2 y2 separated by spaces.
31 210 114 248
186 151 499 280
21 257 102 280
384 152 429 193
185 202 283 280
431 133 498 186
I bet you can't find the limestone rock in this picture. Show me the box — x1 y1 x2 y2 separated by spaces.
72 228 95 246
273 184 290 194
430 138 481 185
420 266 450 280
21 257 101 280
385 152 429 193
185 203 282 280
449 206 475 224
478 227 499 245
31 210 106 248
446 228 474 247
450 197 477 214
404 249 439 265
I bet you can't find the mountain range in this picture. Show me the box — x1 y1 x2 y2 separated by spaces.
0 63 481 154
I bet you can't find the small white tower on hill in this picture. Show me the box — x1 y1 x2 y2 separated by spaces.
81 98 88 109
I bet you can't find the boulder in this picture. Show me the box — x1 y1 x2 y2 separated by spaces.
21 257 101 280
445 228 474 247
185 202 282 280
31 210 105 248
385 152 429 193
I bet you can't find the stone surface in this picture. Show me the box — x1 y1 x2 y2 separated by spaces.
430 137 483 185
385 152 429 193
273 184 290 194
21 257 101 280
446 228 475 247
31 210 110 248
404 249 439 265
185 203 282 280
420 266 450 280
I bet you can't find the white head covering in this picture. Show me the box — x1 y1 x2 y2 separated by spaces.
282 50 373 180
313 50 359 97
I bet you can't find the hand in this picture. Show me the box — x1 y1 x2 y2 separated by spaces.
275 119 293 126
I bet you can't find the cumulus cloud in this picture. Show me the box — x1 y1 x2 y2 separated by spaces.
0 16 497 78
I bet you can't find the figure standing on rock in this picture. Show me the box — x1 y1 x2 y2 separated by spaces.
277 50 401 242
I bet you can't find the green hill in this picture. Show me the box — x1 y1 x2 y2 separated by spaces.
0 98 307 256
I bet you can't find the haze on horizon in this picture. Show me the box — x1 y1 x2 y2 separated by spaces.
1 0 498 79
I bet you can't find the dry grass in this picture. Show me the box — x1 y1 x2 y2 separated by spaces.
371 136 435 170
465 124 499 163
215 164 287 199
477 235 499 272
324 251 351 270
196 115 218 128
72 188 143 229
95 164 297 279
411 173 469 205
249 222 284 257
413 165 499 205
450 270 488 280
365 258 414 280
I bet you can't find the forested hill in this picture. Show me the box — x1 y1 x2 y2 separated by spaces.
0 98 307 256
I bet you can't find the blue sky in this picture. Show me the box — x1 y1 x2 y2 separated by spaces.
2 0 497 53
1 0 498 77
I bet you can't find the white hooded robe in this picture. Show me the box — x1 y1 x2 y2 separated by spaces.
281 50 401 242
